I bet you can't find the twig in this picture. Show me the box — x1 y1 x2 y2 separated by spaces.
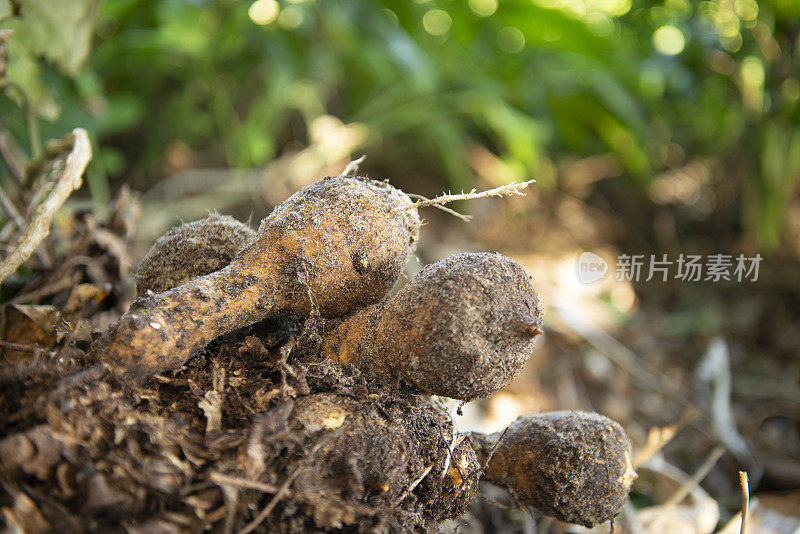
481 426 510 472
0 183 24 227
0 128 91 285
634 408 698 468
24 134 80 184
0 340 55 357
394 463 434 505
209 472 279 493
406 193 472 222
0 126 30 186
739 471 749 534
341 155 366 176
662 445 725 509
391 179 535 214
9 273 78 304
238 440 326 534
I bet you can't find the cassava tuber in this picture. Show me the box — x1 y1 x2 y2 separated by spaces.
471 411 637 527
322 252 543 400
92 176 420 380
135 213 256 296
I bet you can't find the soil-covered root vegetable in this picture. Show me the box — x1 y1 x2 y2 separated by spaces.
92 176 421 381
134 213 296 347
321 252 542 400
248 392 481 531
135 213 256 296
471 411 637 527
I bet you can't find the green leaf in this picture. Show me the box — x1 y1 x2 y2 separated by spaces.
14 0 102 75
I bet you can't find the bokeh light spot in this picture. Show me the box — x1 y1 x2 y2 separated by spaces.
588 0 631 17
586 12 615 36
653 25 685 55
278 6 304 29
423 9 452 36
249 0 279 25
469 0 498 17
383 9 399 26
497 26 525 53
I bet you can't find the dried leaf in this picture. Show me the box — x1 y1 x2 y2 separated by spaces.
0 304 61 362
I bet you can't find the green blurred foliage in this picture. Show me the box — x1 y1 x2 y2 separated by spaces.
1 0 799 249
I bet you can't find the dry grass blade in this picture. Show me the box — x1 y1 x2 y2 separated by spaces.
0 128 92 285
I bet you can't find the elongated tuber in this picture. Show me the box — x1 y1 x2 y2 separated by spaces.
134 213 296 347
92 176 420 380
135 213 256 296
471 411 637 527
322 252 543 400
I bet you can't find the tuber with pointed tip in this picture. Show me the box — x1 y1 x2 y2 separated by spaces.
322 252 543 400
135 213 256 296
471 411 637 527
92 176 420 380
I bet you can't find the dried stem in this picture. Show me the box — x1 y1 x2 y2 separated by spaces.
391 179 535 216
0 128 92 285
739 471 749 534
341 155 366 176
0 340 55 357
209 472 279 493
407 193 472 222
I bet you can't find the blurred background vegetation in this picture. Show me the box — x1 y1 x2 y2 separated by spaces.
2 0 799 251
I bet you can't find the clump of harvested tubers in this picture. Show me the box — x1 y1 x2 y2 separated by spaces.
135 213 256 296
471 411 637 527
322 252 543 400
3 174 637 532
92 175 420 380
